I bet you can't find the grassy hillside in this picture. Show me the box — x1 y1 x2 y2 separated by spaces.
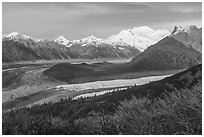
2 64 201 135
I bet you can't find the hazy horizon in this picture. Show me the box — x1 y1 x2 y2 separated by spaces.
2 2 202 40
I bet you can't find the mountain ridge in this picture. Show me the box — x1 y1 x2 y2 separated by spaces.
3 26 170 52
170 25 202 53
128 36 201 71
2 25 202 62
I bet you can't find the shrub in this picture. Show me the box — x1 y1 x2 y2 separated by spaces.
74 111 121 135
116 83 202 135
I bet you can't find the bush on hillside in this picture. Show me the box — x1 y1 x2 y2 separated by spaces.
116 83 202 135
73 83 202 135
2 82 202 135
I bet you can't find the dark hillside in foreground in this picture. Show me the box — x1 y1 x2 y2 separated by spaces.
3 64 202 135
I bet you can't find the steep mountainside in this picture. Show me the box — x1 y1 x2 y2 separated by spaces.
3 32 38 48
2 40 41 62
2 39 73 62
170 25 202 53
68 36 141 59
34 40 74 59
2 33 140 62
128 37 201 71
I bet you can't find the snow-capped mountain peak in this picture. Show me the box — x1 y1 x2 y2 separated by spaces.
171 25 199 35
6 32 19 38
171 25 183 34
81 35 103 44
4 32 31 40
104 26 170 52
67 35 105 47
54 35 70 46
171 25 200 38
170 25 202 53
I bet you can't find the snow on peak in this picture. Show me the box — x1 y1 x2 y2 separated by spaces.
34 39 43 42
183 25 199 34
81 35 103 44
4 32 31 40
170 25 200 38
104 26 170 52
2 34 7 39
6 32 19 37
67 35 104 47
72 39 81 43
54 35 70 46
171 25 183 34
171 25 200 36
170 25 201 53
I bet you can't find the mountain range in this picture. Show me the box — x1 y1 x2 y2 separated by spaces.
2 26 170 62
2 25 202 70
126 25 202 71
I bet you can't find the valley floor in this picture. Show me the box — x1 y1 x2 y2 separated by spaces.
2 59 183 111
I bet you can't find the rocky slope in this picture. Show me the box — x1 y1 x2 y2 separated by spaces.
170 25 202 53
68 35 140 59
2 40 41 62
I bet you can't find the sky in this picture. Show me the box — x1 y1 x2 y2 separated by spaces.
2 2 202 40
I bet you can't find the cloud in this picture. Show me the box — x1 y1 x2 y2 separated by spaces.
141 2 201 13
170 6 201 13
2 2 202 40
